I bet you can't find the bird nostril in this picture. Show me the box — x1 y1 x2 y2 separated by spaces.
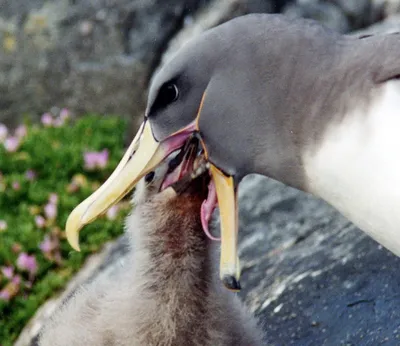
145 171 155 183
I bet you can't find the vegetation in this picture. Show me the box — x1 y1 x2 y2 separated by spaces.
0 111 129 345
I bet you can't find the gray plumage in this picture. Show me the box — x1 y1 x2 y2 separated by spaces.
148 13 400 189
38 164 263 346
145 13 400 260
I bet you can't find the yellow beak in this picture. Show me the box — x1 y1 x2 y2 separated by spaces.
66 121 191 251
66 116 241 291
209 165 241 291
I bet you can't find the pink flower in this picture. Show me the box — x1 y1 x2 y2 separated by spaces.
44 203 57 220
12 275 21 285
53 118 64 127
12 181 20 191
96 150 109 169
16 253 37 276
39 235 61 264
0 275 21 301
1 266 14 279
0 289 10 301
15 125 27 138
0 123 8 142
39 236 53 253
25 169 37 181
106 205 119 220
0 220 7 232
39 235 59 254
49 193 58 205
35 215 46 228
4 136 20 152
83 152 97 170
84 149 109 170
41 113 53 127
59 108 70 121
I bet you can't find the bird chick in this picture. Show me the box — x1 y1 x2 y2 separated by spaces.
38 158 263 346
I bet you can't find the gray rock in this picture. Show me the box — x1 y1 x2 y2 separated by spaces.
352 13 400 35
330 0 384 30
0 0 208 128
283 1 351 33
236 176 400 345
376 0 400 17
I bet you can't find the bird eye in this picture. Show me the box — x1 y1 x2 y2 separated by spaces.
156 83 179 107
145 171 155 183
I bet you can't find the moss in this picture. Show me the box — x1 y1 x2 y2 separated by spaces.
0 114 129 345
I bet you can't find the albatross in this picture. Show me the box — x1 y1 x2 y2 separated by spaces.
66 13 400 289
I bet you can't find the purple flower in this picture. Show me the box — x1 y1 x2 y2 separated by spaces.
4 136 20 152
0 289 10 301
84 149 109 170
25 169 37 181
0 220 7 232
39 235 61 263
12 275 21 285
35 215 46 228
12 181 20 191
41 113 53 127
0 123 8 142
15 125 27 138
0 275 21 301
59 108 70 121
44 203 57 220
53 118 64 127
106 205 119 220
96 149 109 169
16 253 38 276
83 152 97 170
1 266 14 279
39 236 53 253
49 193 58 205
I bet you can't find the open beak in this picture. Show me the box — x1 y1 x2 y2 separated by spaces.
209 165 241 291
66 120 194 251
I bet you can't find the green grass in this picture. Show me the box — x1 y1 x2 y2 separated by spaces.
0 114 129 345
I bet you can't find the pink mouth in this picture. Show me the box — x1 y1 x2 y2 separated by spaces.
201 179 220 241
161 152 220 241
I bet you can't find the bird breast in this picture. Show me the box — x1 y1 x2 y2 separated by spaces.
303 80 400 256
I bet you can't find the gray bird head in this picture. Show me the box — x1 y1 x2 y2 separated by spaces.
65 13 342 287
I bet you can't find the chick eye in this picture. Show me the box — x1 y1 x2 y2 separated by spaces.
156 83 179 107
145 171 155 183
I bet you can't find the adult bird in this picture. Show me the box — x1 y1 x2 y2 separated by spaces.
66 13 400 289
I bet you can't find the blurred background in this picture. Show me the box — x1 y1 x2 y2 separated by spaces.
1 1 400 345
1 0 398 133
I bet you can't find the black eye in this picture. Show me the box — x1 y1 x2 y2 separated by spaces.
156 83 179 107
145 171 155 183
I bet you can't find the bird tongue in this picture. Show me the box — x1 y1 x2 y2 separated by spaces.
201 179 220 240
161 155 191 191
162 149 220 241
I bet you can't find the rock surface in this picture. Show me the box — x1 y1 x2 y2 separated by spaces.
12 0 400 345
237 176 400 346
0 0 209 128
